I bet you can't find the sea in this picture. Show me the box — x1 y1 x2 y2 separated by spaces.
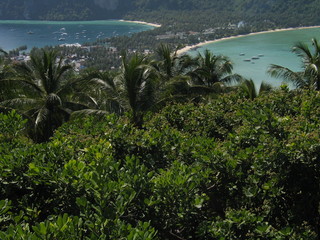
0 20 154 51
188 27 320 88
1 21 320 87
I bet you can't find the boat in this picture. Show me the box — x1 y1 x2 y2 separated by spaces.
58 38 65 41
251 56 259 60
239 53 245 56
243 59 251 62
27 31 34 34
60 27 66 31
258 54 264 57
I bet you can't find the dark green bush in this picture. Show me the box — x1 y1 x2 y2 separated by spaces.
1 89 320 238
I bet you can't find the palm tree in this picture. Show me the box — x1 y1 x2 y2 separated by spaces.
189 49 241 89
268 38 320 90
238 79 273 100
116 53 157 126
186 49 242 97
151 44 209 105
1 50 93 142
72 69 122 117
0 48 7 57
153 43 195 81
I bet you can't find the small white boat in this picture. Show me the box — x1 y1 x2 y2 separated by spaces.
58 38 65 41
27 31 34 34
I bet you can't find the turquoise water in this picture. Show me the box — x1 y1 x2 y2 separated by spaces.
189 27 320 87
0 20 154 51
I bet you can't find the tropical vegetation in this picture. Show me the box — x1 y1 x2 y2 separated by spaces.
1 39 320 238
268 38 320 90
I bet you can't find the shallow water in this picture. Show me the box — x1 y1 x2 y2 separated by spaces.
189 28 320 87
0 20 153 51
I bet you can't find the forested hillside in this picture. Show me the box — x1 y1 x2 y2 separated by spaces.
0 0 320 27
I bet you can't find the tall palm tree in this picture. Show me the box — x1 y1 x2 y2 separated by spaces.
268 38 320 90
116 53 157 126
1 50 93 142
189 49 241 89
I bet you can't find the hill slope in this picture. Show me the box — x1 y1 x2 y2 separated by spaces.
0 0 319 27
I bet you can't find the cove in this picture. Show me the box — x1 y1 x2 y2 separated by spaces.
189 27 320 87
0 20 154 51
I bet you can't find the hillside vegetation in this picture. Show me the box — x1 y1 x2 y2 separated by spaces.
0 0 320 27
1 36 320 237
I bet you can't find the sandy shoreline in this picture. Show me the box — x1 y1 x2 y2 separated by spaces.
176 25 320 55
119 19 161 28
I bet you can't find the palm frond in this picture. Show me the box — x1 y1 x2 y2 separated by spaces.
0 48 8 57
71 109 108 120
1 98 41 109
238 79 257 100
221 73 244 84
34 107 50 127
292 42 313 60
268 64 305 88
259 81 273 94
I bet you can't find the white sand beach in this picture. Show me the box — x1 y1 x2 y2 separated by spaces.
176 25 320 55
119 19 161 28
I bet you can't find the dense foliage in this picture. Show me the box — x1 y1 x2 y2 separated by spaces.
1 87 320 239
2 39 320 238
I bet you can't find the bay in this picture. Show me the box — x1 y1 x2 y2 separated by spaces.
189 27 320 87
0 20 154 51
